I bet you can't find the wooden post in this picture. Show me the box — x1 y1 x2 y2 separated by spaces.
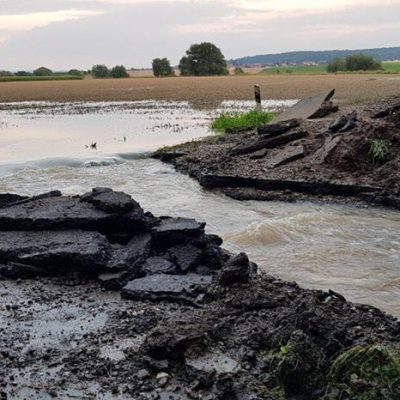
254 84 262 112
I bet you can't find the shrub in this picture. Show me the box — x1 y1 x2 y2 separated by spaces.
110 65 129 79
234 67 245 75
152 58 174 77
91 64 110 78
179 42 228 76
68 69 83 76
327 58 346 73
33 67 53 76
345 54 382 71
15 71 31 76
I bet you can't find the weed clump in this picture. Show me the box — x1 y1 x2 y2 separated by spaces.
369 139 391 163
326 345 400 400
211 109 274 133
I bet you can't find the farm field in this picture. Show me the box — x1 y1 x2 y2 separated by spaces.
0 74 400 106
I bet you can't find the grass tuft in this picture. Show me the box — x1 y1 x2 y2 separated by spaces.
211 109 274 133
369 139 391 164
327 345 400 400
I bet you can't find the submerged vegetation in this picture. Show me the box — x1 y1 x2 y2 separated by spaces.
211 109 274 132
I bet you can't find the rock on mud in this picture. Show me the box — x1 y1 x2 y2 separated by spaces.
0 230 109 273
121 274 213 303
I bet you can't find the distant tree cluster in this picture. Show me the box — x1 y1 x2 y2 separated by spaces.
0 70 13 76
34 66 53 76
152 58 174 77
327 54 382 73
151 42 228 78
91 64 129 79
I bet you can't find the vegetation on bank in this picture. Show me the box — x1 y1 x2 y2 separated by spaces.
327 345 400 400
211 109 274 132
370 139 392 164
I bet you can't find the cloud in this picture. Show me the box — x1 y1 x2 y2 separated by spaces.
0 9 103 40
173 0 400 35
0 0 399 70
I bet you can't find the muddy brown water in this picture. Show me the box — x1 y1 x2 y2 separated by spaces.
0 101 399 316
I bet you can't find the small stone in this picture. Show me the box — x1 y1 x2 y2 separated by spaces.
137 369 150 380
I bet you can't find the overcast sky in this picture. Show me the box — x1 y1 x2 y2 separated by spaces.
0 0 399 70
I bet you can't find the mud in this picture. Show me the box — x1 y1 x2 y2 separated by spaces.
156 97 400 210
0 189 399 399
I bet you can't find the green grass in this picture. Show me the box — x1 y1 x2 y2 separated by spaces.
211 109 274 133
369 139 392 164
0 75 84 82
328 345 400 400
258 62 400 75
381 62 400 74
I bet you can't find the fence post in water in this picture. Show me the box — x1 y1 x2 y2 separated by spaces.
254 84 262 112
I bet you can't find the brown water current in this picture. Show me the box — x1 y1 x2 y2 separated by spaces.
0 100 399 315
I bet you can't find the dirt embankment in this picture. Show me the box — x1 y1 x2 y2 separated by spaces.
0 189 399 399
156 97 400 210
0 75 400 105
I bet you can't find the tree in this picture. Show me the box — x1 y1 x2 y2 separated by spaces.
178 42 228 76
0 71 13 76
152 58 174 77
345 54 382 71
91 64 110 78
234 67 245 75
68 69 83 76
33 67 53 76
327 58 346 73
110 65 129 78
15 71 31 76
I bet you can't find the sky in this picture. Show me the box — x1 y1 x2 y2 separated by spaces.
0 0 399 70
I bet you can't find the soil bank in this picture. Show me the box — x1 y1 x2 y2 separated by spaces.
155 97 400 210
0 189 398 400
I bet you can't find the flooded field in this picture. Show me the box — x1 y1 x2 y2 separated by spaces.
0 100 399 315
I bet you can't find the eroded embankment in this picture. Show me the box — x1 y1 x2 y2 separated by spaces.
155 97 400 210
0 189 399 400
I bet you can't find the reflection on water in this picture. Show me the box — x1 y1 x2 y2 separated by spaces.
0 101 399 315
0 100 296 168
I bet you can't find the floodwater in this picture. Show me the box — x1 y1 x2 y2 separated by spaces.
0 100 399 316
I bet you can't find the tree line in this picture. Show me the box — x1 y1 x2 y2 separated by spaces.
327 54 382 73
0 42 229 80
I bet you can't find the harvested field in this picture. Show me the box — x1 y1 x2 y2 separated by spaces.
1 75 400 106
